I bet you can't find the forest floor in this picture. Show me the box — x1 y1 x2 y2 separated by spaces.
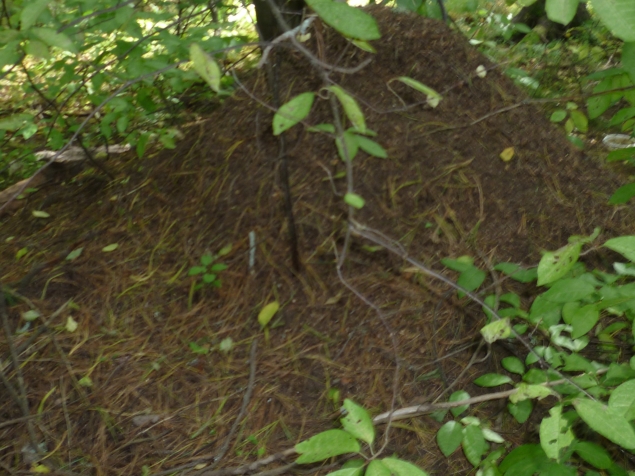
1 6 634 475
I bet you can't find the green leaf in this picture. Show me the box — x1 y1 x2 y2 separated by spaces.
188 266 206 276
65 248 83 261
501 356 525 375
449 391 470 417
217 244 232 256
480 319 512 344
344 193 365 209
201 254 213 266
482 428 504 443
273 92 315 136
540 405 574 461
587 77 614 119
607 147 635 162
308 123 336 133
591 0 635 42
16 247 28 260
355 135 387 158
328 86 366 133
573 441 612 470
457 266 486 297
608 379 635 420
190 43 221 93
31 28 77 53
210 263 228 272
22 310 41 322
569 109 588 133
25 39 49 59
336 131 359 161
0 114 34 131
609 183 635 205
473 373 512 387
494 263 537 283
508 399 533 423
499 444 547 474
102 243 119 252
340 399 374 445
258 301 279 328
189 342 209 354
32 210 50 218
573 398 635 450
305 0 380 40
381 457 429 476
437 421 463 457
324 469 364 476
542 277 595 303
295 429 361 464
624 42 635 82
545 0 580 25
537 243 582 286
21 0 52 31
202 273 217 283
604 236 635 262
366 460 390 476
569 304 600 339
550 110 567 122
395 77 442 107
0 41 21 68
462 424 487 466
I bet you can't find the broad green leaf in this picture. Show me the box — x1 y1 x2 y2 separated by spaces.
573 398 635 449
340 459 365 476
65 248 83 261
480 319 512 343
473 373 512 387
542 277 595 303
570 304 600 339
537 243 581 286
336 131 360 161
550 110 567 122
494 262 537 283
540 405 574 461
499 444 547 474
31 28 77 53
188 266 206 276
590 0 635 42
356 135 387 158
604 236 635 262
344 193 365 209
573 441 612 470
462 424 487 466
449 391 470 417
273 92 315 136
501 356 525 375
201 254 213 266
608 379 635 420
545 0 580 25
295 429 360 464
624 42 635 82
25 39 49 59
352 39 376 53
328 86 366 133
569 109 588 133
102 243 119 252
341 399 374 444
508 399 533 423
510 383 554 403
366 460 391 476
395 77 442 107
190 43 221 93
258 301 279 328
587 77 614 119
324 469 362 476
609 183 635 204
457 266 486 297
0 114 34 131
305 0 380 40
21 0 52 31
437 421 463 456
0 41 21 68
382 457 429 476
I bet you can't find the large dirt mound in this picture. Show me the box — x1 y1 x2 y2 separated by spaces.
1 6 632 475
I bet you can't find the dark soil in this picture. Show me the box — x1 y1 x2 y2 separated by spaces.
1 6 633 475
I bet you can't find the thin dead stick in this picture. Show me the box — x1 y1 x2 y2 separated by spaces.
375 367 609 424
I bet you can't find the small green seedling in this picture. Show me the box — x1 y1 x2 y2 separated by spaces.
188 245 231 290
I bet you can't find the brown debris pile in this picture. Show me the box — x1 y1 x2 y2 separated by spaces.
0 6 631 475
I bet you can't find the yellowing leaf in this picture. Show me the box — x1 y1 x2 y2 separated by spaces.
30 463 51 473
190 43 221 93
65 316 78 333
32 210 50 218
476 65 487 78
500 147 515 162
258 301 279 328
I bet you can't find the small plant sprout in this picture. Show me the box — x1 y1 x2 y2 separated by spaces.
188 245 231 290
